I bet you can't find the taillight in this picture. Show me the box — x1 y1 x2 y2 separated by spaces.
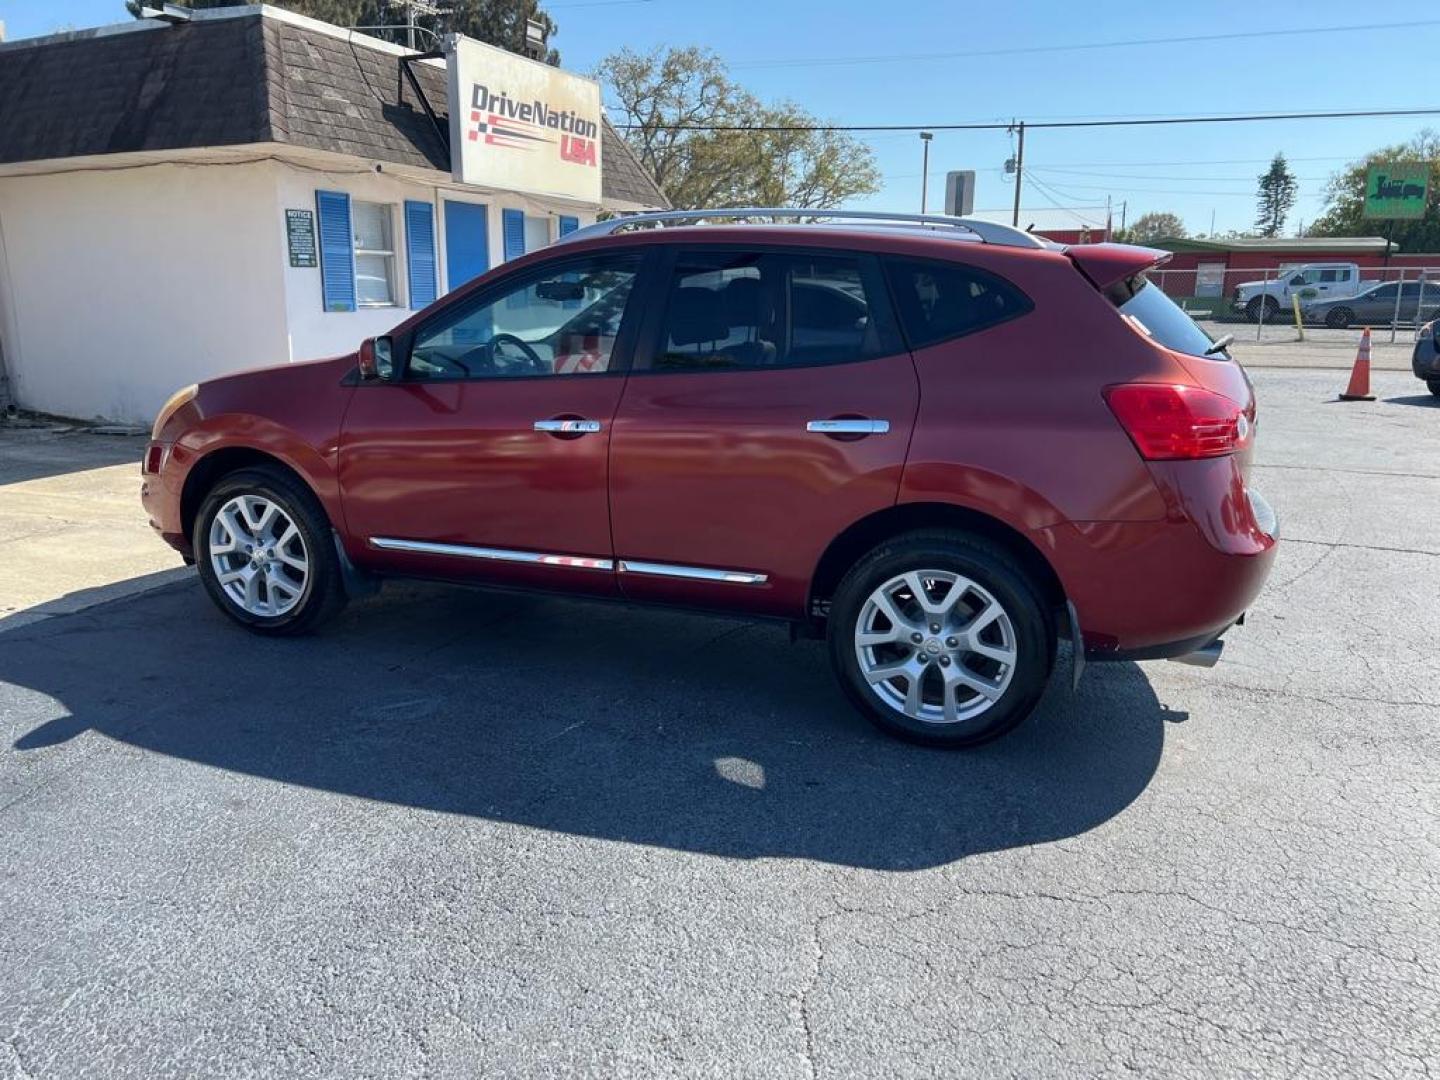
1103 383 1253 460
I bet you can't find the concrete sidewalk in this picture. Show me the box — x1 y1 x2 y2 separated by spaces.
0 424 190 633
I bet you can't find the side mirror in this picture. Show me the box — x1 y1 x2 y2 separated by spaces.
357 336 396 380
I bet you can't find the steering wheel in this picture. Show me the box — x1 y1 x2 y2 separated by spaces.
489 333 547 375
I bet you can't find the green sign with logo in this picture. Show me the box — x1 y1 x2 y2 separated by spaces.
1363 163 1430 220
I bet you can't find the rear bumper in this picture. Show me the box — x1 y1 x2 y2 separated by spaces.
1042 463 1278 658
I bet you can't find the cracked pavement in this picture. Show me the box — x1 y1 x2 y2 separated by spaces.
1 368 1438 1078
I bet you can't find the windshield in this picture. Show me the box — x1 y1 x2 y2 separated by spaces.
1106 273 1225 359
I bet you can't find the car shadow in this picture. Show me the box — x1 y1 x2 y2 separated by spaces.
2 579 1176 871
1384 393 1440 408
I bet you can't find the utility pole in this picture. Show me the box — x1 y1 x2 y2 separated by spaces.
1120 200 1128 237
919 132 933 214
396 0 446 50
1105 194 1112 242
1010 120 1026 227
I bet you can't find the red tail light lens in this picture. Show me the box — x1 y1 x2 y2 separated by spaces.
1103 383 1252 460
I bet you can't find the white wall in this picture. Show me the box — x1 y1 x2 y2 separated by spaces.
0 161 289 423
0 153 599 424
275 161 595 365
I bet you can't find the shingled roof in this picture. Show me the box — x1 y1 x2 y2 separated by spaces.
0 6 668 209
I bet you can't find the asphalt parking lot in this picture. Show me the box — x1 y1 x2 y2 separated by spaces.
1 368 1437 1078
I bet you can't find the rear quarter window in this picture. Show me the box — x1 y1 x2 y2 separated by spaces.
1107 273 1224 359
883 257 1033 349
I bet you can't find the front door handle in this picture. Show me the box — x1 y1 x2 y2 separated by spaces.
806 418 890 436
534 418 602 435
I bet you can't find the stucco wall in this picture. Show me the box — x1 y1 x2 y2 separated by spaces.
0 161 289 423
0 155 598 424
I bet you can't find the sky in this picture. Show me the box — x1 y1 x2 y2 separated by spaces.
4 0 1437 235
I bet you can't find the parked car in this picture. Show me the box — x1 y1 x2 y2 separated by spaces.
1414 320 1440 396
141 209 1277 748
1303 279 1440 329
1231 262 1371 322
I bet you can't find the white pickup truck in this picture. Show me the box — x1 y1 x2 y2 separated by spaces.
1230 263 1375 322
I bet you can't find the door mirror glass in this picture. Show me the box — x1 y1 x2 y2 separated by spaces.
357 336 395 380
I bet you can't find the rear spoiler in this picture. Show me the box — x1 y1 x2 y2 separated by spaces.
1067 243 1172 291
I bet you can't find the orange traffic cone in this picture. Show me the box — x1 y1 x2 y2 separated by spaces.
1339 328 1376 401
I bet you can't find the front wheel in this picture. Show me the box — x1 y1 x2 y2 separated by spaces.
1427 379 1440 399
1245 296 1278 323
1325 307 1353 329
194 467 348 635
827 531 1054 748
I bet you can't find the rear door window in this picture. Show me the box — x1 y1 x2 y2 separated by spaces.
883 257 1032 349
646 248 900 371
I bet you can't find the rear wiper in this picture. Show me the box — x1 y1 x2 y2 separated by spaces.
1204 334 1234 356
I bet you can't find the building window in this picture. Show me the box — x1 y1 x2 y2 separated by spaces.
352 201 397 307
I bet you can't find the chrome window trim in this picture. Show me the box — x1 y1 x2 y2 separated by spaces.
618 560 768 585
369 537 613 571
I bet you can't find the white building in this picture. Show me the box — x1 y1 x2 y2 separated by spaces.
0 5 667 424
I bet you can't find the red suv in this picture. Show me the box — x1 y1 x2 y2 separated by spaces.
141 209 1277 747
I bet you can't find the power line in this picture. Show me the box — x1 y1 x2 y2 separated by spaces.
612 106 1440 134
728 19 1440 70
1031 166 1330 183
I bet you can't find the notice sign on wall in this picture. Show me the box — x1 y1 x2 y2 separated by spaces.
286 209 317 267
1363 163 1430 220
447 35 602 204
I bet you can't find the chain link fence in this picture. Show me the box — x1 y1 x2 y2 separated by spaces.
1146 264 1440 347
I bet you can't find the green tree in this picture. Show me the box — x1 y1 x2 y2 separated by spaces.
1310 130 1440 251
1121 211 1187 243
1254 153 1298 237
125 0 560 63
598 46 880 210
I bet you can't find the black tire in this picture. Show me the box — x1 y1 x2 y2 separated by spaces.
194 466 348 635
1245 296 1278 323
1325 307 1353 330
826 530 1055 748
1428 379 1440 399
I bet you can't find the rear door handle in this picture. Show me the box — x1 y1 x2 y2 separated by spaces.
534 418 602 435
806 419 890 436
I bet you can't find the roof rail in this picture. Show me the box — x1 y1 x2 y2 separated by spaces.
554 207 1051 250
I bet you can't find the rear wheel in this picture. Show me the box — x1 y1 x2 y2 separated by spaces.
1427 379 1440 398
827 531 1054 748
1325 307 1353 329
194 467 347 635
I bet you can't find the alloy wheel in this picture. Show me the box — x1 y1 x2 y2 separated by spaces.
208 494 310 617
853 570 1018 726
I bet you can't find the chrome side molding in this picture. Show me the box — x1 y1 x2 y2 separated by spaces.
618 560 768 585
367 539 767 585
369 537 613 571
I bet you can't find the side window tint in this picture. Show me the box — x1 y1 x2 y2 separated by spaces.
884 257 1032 349
408 255 639 379
1319 269 1339 283
653 250 895 371
1372 285 1398 300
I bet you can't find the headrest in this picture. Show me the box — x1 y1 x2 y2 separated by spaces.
667 286 729 346
723 276 765 326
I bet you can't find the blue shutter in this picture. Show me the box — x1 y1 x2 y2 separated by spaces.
502 209 526 308
502 208 526 261
558 215 580 237
443 201 489 291
315 190 355 313
404 200 438 309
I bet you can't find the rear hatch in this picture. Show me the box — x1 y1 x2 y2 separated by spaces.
1070 244 1256 467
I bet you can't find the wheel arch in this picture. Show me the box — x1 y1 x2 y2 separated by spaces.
181 446 324 544
808 502 1067 625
